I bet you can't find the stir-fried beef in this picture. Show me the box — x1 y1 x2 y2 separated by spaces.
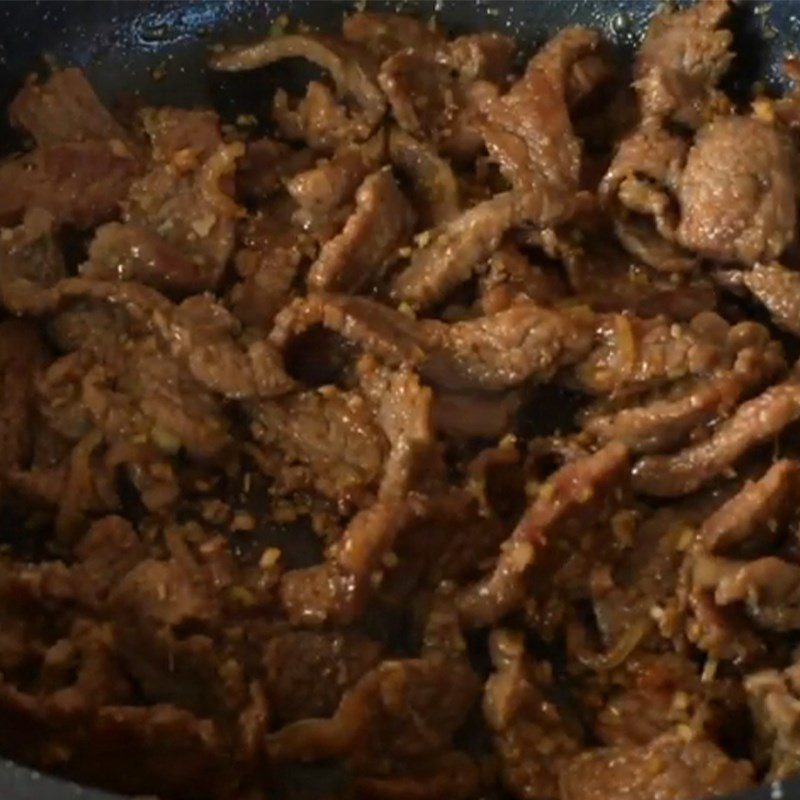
6 5 800 800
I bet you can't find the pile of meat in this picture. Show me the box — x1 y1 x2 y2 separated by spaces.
3 2 800 798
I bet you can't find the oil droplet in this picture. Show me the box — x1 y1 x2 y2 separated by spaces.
610 12 630 35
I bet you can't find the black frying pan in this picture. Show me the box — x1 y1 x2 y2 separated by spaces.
0 2 798 799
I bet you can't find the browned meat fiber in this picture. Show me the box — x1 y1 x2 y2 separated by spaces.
5 3 800 799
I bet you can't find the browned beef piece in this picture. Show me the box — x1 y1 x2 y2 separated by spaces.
388 127 460 227
699 460 800 555
266 656 479 766
726 263 800 337
445 33 516 84
458 442 629 627
573 311 731 398
358 360 440 501
10 68 131 147
0 208 64 299
264 630 382 725
230 202 310 327
420 302 595 392
635 0 733 128
287 129 386 221
237 136 315 200
270 293 427 366
0 320 48 487
560 731 753 800
280 500 412 625
392 191 574 310
211 34 386 150
82 109 242 293
307 168 415 293
433 390 520 439
690 554 800 632
478 61 581 194
745 661 800 779
0 141 140 229
250 388 387 505
582 337 785 454
479 245 567 314
342 12 445 60
633 378 800 497
677 116 797 264
484 630 582 800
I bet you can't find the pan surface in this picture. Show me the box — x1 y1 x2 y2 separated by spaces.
0 2 799 799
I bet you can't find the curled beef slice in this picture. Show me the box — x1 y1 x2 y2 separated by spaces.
678 116 797 264
84 108 242 293
250 387 387 504
10 68 131 147
690 554 800 632
392 190 574 310
307 168 415 293
573 311 730 398
211 34 385 147
457 441 629 627
279 500 412 625
582 337 785 455
388 127 460 227
0 140 140 229
745 662 800 780
559 730 753 800
635 0 733 128
264 630 382 725
484 630 582 800
730 263 800 337
266 656 478 765
287 129 386 219
420 302 595 392
237 136 315 201
342 12 445 60
270 293 427 367
478 63 581 194
699 459 800 555
633 378 800 497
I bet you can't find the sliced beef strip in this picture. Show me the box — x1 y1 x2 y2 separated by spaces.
307 168 415 293
690 554 800 632
477 61 581 195
484 630 582 800
745 661 800 780
287 129 386 221
559 730 753 800
388 126 460 227
342 11 445 61
457 441 629 627
634 0 734 129
266 656 479 768
392 190 575 310
724 263 800 338
250 387 387 505
582 337 785 455
419 302 595 393
0 140 141 229
633 377 800 497
698 460 800 556
10 68 132 148
263 630 382 725
677 116 798 264
270 292 427 367
211 34 386 150
572 311 731 398
432 390 520 440
82 109 243 294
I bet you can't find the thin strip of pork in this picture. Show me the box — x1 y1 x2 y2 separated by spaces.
457 442 629 627
392 190 574 310
633 378 800 497
420 302 595 392
306 168 415 293
698 459 800 555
